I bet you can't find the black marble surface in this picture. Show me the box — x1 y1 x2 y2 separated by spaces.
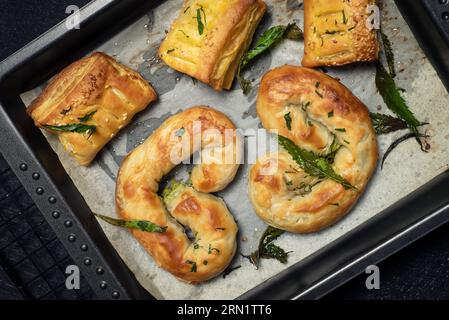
1 0 449 300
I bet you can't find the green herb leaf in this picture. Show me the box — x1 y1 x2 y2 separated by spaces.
196 8 205 35
222 265 241 278
278 135 356 190
369 112 408 135
175 127 185 137
78 110 97 122
186 260 197 272
208 244 220 254
44 124 96 137
375 62 426 150
342 10 348 24
94 213 167 233
284 23 304 40
243 226 290 269
381 132 430 169
380 31 396 78
328 110 334 118
335 128 346 133
284 112 292 130
238 23 303 94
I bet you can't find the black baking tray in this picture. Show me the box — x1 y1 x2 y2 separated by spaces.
1 0 449 300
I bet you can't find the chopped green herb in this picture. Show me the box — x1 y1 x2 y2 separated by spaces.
166 48 175 54
178 30 190 38
186 260 197 272
329 203 340 206
342 10 348 24
315 81 320 88
325 30 338 35
335 128 346 133
315 89 323 98
44 124 96 137
183 6 190 13
328 110 334 118
348 25 356 31
93 213 167 233
284 112 292 130
196 8 205 35
278 135 356 190
203 260 208 266
78 110 97 123
344 139 350 144
208 244 220 254
175 127 185 137
215 227 226 231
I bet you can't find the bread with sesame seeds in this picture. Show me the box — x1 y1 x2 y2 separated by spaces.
302 0 379 68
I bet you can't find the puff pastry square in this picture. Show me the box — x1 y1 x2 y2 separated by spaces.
28 52 157 166
302 0 379 67
159 0 266 91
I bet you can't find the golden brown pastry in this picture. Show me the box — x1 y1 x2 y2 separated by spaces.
249 65 378 233
158 0 266 90
116 106 241 283
27 52 157 166
302 0 379 67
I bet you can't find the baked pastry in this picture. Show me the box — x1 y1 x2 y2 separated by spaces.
27 52 157 166
158 0 266 90
116 106 241 283
302 0 379 67
249 65 378 233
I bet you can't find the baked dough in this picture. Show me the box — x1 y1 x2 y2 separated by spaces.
27 52 157 166
116 106 241 283
158 0 266 90
249 65 378 233
302 0 379 67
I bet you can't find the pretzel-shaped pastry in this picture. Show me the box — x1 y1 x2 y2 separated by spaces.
116 106 240 283
249 66 378 233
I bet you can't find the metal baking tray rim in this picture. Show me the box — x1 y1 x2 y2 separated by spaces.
1 0 449 300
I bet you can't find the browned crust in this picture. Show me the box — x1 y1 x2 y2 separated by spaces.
250 65 378 233
158 0 266 90
115 106 239 283
27 52 157 166
302 0 379 67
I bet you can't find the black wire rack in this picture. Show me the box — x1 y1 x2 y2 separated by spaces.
0 153 96 300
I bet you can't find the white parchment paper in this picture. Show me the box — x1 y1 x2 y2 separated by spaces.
20 0 449 299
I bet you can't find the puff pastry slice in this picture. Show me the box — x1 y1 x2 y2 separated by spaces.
27 52 157 166
159 0 266 90
302 0 379 67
